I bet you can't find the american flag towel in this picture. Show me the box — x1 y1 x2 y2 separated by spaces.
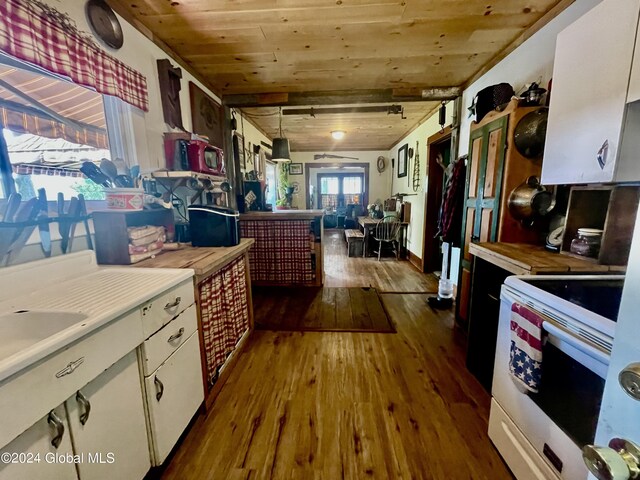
509 303 544 393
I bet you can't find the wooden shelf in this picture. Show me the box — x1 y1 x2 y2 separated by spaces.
469 242 618 275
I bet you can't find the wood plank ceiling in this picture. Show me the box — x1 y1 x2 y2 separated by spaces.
110 0 567 150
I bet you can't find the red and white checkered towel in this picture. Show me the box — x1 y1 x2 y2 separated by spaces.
509 303 544 393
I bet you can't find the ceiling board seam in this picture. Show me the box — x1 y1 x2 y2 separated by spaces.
461 0 575 89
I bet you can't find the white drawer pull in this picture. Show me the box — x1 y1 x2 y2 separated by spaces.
55 357 84 378
167 327 185 343
164 297 181 310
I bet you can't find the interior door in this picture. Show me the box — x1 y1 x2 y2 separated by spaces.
585 206 640 478
457 116 508 326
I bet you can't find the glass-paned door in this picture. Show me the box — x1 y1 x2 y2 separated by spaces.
318 173 364 209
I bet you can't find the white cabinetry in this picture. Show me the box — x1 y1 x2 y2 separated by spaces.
140 303 203 466
0 352 149 480
542 0 640 184
0 405 76 480
66 351 150 480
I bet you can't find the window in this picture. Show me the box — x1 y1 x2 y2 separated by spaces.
265 161 277 208
317 173 364 209
0 57 124 202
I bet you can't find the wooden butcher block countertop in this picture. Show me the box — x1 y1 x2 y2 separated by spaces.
132 238 254 282
239 210 324 221
469 242 624 276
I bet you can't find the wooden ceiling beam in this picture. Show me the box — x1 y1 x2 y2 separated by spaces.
223 87 461 107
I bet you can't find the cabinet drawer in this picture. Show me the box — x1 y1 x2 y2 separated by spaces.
141 279 195 339
144 332 203 465
140 303 198 375
0 310 143 451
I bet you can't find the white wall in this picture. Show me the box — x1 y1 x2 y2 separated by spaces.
4 0 271 266
288 151 391 210
386 0 601 281
458 0 601 157
388 109 455 261
46 1 270 172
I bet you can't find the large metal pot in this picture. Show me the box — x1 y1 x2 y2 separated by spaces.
508 176 554 223
513 108 548 158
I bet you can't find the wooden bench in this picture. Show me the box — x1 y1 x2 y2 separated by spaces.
344 229 364 257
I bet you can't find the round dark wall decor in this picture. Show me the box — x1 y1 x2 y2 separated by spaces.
376 156 387 173
86 0 124 50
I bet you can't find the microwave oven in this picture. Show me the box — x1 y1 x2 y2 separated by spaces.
187 140 224 176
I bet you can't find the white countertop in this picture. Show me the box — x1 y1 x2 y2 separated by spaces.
0 252 193 382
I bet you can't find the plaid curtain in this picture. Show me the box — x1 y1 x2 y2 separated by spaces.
241 220 314 284
0 0 149 112
198 256 250 387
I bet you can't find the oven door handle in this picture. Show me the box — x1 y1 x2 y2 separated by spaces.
542 320 610 365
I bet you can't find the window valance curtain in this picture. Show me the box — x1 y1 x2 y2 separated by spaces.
0 0 149 112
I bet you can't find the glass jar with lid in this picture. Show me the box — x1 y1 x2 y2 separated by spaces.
569 228 604 258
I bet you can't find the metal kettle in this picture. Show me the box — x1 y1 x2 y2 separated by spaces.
507 176 554 224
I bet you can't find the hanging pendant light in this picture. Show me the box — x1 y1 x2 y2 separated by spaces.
272 107 291 162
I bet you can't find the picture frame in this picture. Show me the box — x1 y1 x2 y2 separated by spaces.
289 163 303 175
189 82 223 148
398 144 408 178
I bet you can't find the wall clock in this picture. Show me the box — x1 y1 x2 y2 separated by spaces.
86 0 124 50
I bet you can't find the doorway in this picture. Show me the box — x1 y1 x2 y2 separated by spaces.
317 173 364 209
422 127 452 273
304 162 370 210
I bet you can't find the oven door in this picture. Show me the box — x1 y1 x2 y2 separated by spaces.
529 321 607 448
491 287 610 479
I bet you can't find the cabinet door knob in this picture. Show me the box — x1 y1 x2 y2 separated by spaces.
76 390 91 426
47 410 65 449
164 297 181 310
154 376 164 401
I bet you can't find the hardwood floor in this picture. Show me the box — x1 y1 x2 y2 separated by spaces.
253 287 395 332
323 230 440 293
160 231 511 480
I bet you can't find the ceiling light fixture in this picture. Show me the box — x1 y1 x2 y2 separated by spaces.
271 107 291 162
331 130 345 140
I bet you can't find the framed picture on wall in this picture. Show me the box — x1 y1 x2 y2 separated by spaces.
398 144 408 178
289 163 303 175
189 82 223 149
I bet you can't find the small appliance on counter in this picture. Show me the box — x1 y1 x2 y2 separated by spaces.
188 205 240 247
163 133 224 175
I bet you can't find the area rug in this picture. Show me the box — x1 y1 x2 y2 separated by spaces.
253 286 396 333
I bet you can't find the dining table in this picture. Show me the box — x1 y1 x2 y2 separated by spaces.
357 216 409 259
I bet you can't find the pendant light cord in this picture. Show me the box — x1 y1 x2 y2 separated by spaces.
278 107 283 137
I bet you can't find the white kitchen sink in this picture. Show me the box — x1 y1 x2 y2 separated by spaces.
0 310 88 362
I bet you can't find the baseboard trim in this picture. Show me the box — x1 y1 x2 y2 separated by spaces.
408 251 422 271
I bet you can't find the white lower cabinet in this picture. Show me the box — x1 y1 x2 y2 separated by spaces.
0 351 149 480
0 405 76 480
143 331 203 465
66 351 150 480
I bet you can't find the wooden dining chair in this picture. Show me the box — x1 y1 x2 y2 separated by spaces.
372 215 401 261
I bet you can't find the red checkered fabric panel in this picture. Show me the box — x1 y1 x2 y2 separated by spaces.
240 220 314 283
0 0 149 112
198 256 250 386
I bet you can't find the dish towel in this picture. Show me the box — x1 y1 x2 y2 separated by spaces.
509 303 544 393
